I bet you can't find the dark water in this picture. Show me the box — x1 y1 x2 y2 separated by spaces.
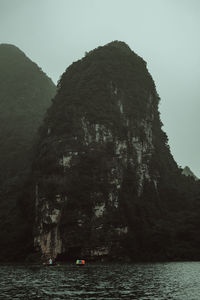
1 262 200 299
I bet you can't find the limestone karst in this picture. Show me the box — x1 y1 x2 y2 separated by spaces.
32 42 200 261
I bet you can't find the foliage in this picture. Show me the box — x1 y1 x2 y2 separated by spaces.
7 40 200 261
32 41 200 261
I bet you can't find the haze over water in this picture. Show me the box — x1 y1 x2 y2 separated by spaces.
1 262 200 299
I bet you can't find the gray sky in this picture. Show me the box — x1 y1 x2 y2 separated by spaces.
0 0 200 176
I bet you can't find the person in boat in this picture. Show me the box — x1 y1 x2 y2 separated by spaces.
49 258 53 265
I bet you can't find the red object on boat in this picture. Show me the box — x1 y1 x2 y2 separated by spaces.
76 259 85 266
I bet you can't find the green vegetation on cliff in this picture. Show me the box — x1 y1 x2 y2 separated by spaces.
31 41 200 261
1 41 199 261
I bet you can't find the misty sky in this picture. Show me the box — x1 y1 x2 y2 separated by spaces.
0 0 200 176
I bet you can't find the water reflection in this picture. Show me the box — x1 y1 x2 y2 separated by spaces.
0 262 200 299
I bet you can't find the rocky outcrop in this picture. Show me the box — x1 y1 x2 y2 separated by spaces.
34 186 65 258
182 166 198 181
33 41 176 260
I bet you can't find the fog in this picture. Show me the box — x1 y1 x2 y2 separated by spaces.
0 0 199 176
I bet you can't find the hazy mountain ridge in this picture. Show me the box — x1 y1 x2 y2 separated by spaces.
0 44 56 261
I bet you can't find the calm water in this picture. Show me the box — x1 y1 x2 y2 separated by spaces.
1 262 200 299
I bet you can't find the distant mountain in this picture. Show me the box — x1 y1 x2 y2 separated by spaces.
182 166 198 181
31 41 200 262
0 44 56 261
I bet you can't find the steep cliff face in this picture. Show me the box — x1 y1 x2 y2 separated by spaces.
33 41 184 260
0 44 56 260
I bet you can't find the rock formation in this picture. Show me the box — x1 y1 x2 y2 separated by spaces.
182 166 198 181
32 41 200 261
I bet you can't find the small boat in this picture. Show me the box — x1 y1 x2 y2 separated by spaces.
76 259 85 266
43 262 57 266
43 258 57 267
46 263 57 266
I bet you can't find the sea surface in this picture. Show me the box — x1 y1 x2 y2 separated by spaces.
1 262 200 299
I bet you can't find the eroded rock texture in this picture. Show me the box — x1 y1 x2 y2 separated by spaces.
33 41 179 260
